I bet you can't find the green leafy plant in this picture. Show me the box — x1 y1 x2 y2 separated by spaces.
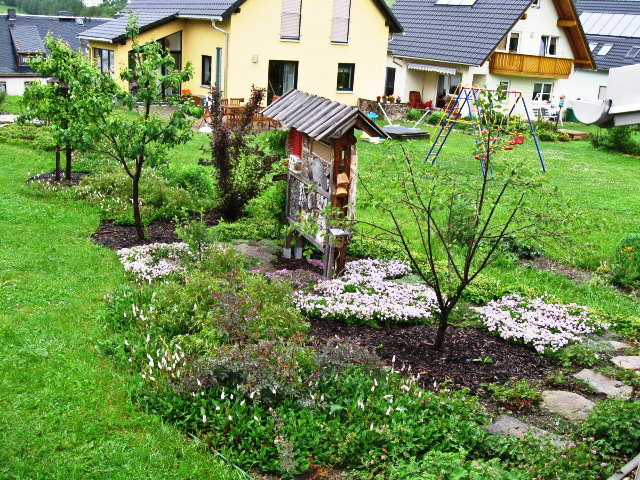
406 108 421 122
554 342 604 368
610 233 640 288
585 398 640 457
485 380 542 411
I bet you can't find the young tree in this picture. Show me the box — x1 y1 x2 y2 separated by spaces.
83 17 200 241
22 36 97 180
361 86 568 350
200 84 281 221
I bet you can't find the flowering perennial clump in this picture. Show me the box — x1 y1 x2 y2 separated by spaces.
478 294 603 353
294 259 438 326
117 242 190 282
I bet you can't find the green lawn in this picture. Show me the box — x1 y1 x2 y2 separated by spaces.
0 142 240 479
0 5 25 13
0 95 23 115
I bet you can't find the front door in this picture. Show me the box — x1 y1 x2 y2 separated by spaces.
385 67 396 97
268 60 299 104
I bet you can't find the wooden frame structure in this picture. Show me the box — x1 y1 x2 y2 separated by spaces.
262 90 388 279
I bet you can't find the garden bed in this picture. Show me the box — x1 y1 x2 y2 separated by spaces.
310 319 554 393
26 171 87 187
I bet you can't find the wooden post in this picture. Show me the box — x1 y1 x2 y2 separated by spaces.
283 233 293 259
294 235 303 260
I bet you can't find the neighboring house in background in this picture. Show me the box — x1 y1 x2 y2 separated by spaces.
569 0 640 102
386 0 594 113
79 0 402 105
0 10 107 95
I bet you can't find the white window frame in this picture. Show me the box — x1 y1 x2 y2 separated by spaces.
540 35 558 56
497 32 521 53
0 81 6 94
532 82 553 102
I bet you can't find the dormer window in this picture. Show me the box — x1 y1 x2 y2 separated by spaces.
331 0 351 44
18 53 39 66
281 0 302 41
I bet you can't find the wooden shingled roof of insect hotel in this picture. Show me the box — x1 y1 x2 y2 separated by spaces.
262 90 388 278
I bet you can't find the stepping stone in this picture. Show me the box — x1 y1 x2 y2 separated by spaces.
541 391 595 421
573 369 633 398
612 356 640 371
484 415 566 448
607 341 631 351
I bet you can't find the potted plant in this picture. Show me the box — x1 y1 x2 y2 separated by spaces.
396 96 401 103
382 96 387 104
390 97 395 104
376 95 381 102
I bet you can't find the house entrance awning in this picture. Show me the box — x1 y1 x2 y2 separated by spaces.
407 63 457 75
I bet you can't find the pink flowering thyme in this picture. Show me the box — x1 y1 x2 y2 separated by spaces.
294 259 438 325
478 294 604 353
116 242 190 282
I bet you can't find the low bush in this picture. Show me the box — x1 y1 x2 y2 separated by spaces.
537 131 557 142
609 233 640 288
556 132 571 142
426 111 444 125
591 126 640 156
210 217 282 241
75 166 216 224
554 342 604 368
585 398 640 457
406 108 422 122
159 163 215 197
485 380 542 411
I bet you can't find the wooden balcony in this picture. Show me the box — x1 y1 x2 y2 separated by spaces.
489 52 573 79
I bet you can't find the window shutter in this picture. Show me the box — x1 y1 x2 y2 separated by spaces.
281 0 302 40
332 0 351 43
290 129 302 158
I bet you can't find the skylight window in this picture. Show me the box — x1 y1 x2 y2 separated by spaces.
626 46 640 58
435 0 477 5
589 42 599 52
597 44 613 55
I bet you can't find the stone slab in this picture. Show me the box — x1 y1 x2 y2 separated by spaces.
607 341 631 351
541 391 595 421
612 356 640 371
484 415 566 447
573 369 632 398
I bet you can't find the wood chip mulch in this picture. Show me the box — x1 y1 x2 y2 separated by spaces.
311 319 554 393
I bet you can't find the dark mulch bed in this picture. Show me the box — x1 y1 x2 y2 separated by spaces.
311 319 554 393
91 212 221 250
271 255 323 273
26 172 87 187
92 220 180 250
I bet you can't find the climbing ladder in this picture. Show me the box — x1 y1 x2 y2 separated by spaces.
425 85 546 174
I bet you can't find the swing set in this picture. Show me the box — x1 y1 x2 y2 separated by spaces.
425 85 546 174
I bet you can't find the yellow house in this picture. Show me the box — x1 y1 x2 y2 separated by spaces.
79 0 402 105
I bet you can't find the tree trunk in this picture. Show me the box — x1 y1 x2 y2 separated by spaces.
132 171 145 241
55 147 61 181
432 310 449 351
65 145 72 180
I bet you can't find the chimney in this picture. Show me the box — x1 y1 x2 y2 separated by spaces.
7 9 16 21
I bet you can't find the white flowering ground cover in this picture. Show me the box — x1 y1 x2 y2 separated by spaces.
116 242 190 282
478 294 605 353
294 259 438 326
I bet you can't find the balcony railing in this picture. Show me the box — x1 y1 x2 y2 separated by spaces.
489 52 573 79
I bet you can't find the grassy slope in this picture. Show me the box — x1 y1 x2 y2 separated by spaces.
0 143 240 479
0 96 23 115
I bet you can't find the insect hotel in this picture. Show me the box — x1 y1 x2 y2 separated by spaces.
262 90 387 279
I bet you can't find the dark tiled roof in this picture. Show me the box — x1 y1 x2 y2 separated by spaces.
262 89 387 141
79 12 177 43
575 0 640 15
83 0 402 42
389 0 532 66
587 34 640 69
10 25 46 53
0 14 107 76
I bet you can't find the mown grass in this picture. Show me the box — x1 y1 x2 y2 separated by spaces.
0 95 23 115
0 142 240 479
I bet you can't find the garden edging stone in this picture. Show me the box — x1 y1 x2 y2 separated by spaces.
541 390 595 421
573 369 632 398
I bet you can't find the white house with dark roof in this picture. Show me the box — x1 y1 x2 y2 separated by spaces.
386 0 594 113
0 9 107 95
569 0 640 102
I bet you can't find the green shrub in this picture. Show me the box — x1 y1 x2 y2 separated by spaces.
427 111 445 125
537 130 557 142
347 233 405 260
406 108 421 122
75 166 216 224
610 233 640 287
485 381 542 411
210 217 282 241
460 274 533 306
556 132 571 142
159 164 215 197
554 342 604 368
591 126 640 155
245 180 287 226
586 398 640 457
